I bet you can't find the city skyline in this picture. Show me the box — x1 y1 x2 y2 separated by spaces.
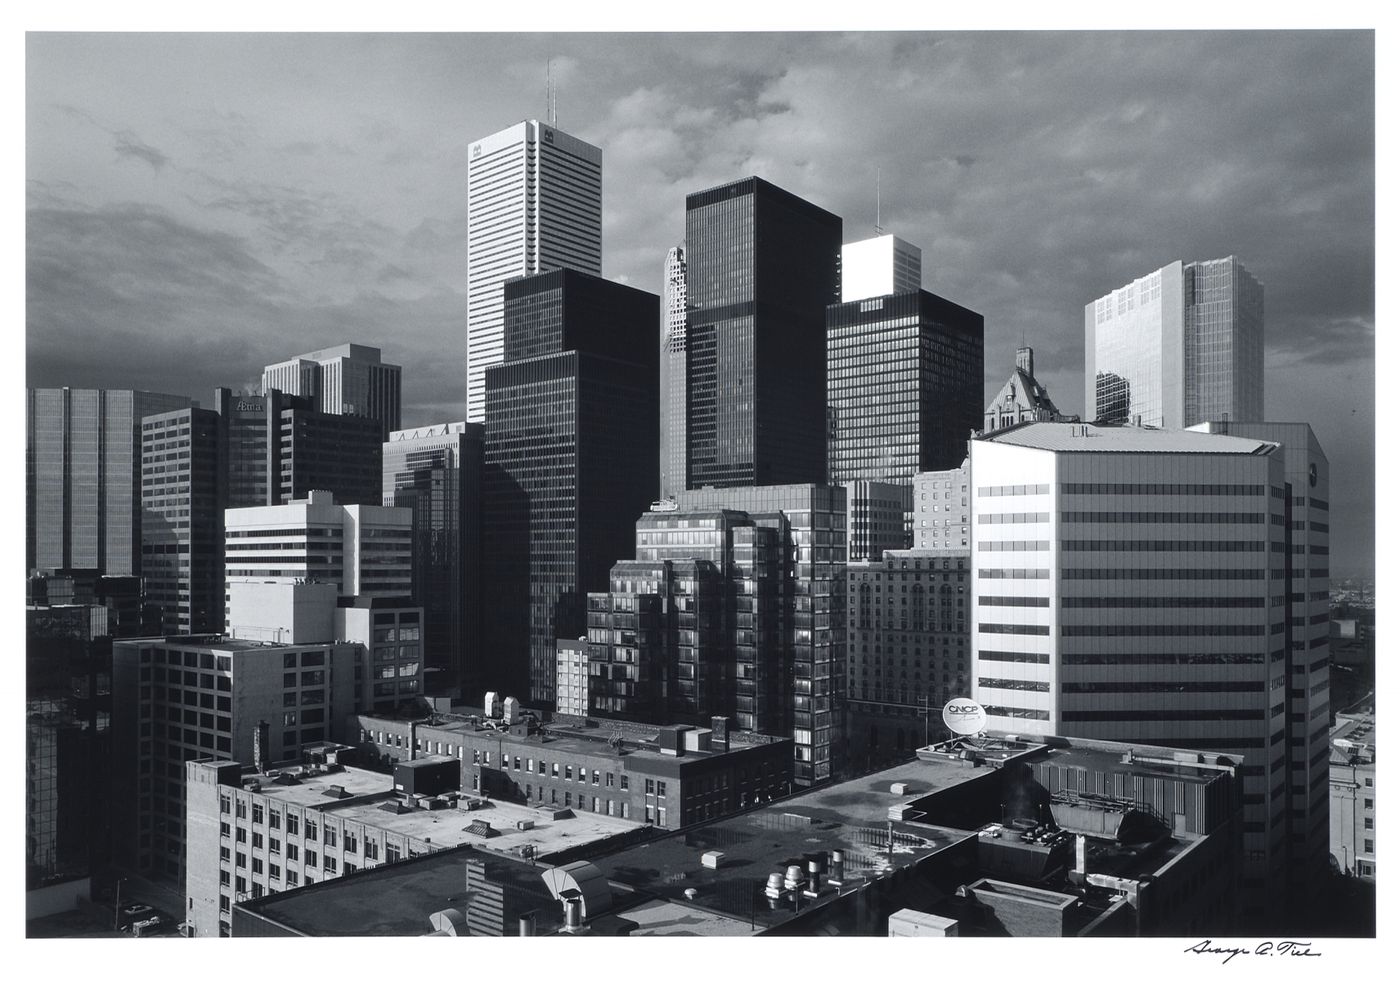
25 31 1374 577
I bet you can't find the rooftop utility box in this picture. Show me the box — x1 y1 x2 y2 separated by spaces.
889 909 960 937
394 757 460 798
701 850 726 870
890 782 910 795
657 725 692 756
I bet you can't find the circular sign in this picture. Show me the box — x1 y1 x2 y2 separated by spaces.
942 698 987 736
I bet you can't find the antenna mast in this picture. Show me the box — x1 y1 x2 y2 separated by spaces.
545 59 558 127
875 167 883 235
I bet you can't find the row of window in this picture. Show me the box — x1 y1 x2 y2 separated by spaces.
1061 511 1266 524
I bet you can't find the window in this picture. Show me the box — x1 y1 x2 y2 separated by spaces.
306 850 318 867
286 871 298 888
324 856 336 873
344 831 357 853
270 838 280 854
252 833 263 849
252 858 263 875
325 827 337 847
592 770 600 786
620 775 629 791
364 840 379 860
565 792 572 807
252 804 264 825
235 828 246 843
287 844 299 861
386 844 401 864
306 820 318 841
269 811 281 830
269 864 280 880
219 895 230 913
219 870 230 887
286 814 299 835
565 765 573 781
1364 840 1374 853
1365 818 1373 829
235 852 246 868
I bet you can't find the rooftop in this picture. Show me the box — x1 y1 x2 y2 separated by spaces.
980 421 1277 455
1330 712 1376 765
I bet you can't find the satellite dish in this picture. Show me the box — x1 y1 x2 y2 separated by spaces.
943 698 987 736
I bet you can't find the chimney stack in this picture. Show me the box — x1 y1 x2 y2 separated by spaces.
254 720 269 773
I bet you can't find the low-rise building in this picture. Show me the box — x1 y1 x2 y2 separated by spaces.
1329 711 1376 881
185 747 641 937
350 710 792 831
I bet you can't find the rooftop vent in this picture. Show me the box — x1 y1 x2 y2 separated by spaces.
320 784 352 799
465 819 497 838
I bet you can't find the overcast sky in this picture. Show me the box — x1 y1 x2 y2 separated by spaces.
24 31 1375 576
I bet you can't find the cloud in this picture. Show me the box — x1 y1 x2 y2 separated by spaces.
112 130 169 172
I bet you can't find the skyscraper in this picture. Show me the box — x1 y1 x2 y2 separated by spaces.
658 246 687 500
140 407 225 635
465 120 603 423
27 388 195 577
215 388 383 508
685 177 842 489
966 422 1302 925
383 422 484 694
1084 256 1263 428
482 269 658 707
261 343 402 439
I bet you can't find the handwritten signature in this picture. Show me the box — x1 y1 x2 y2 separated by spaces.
1184 940 1323 964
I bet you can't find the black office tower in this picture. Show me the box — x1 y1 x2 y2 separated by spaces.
685 177 841 489
826 290 984 480
140 407 226 635
483 269 659 707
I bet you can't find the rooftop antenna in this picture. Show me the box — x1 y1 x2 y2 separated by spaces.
546 59 558 127
875 167 884 235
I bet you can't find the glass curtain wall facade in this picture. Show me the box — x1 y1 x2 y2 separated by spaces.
685 177 841 489
261 344 402 439
140 407 225 635
383 422 483 694
826 290 984 482
465 120 602 423
1085 256 1263 429
659 246 688 499
482 270 658 708
27 388 195 576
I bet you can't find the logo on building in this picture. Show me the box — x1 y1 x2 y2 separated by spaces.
942 698 987 736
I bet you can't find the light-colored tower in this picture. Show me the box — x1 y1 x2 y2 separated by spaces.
658 246 687 498
1084 255 1262 429
261 343 402 439
840 233 922 303
465 120 602 423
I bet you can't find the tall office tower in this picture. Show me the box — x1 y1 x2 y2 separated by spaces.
686 177 842 489
846 548 971 766
842 480 912 562
840 233 922 303
27 388 195 576
664 484 846 786
588 506 785 735
983 347 1076 435
1190 420 1331 909
140 407 225 635
1084 256 1264 428
215 388 382 507
261 343 402 439
913 463 970 550
967 422 1291 925
482 269 658 707
383 422 484 694
465 120 603 423
224 491 413 611
658 246 688 500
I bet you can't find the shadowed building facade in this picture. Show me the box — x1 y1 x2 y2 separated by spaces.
685 177 841 489
483 269 659 708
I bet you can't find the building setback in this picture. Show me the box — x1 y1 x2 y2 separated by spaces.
383 422 483 694
658 245 688 500
465 120 603 423
482 268 659 707
967 422 1292 925
261 343 402 440
1084 256 1264 429
140 407 225 635
685 177 841 489
28 387 195 576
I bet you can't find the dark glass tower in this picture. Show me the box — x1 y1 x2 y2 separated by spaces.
826 290 984 482
685 177 841 489
216 387 382 507
483 269 659 707
383 422 484 696
140 407 226 635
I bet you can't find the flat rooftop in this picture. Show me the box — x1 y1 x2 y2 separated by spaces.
235 762 640 857
981 421 1277 455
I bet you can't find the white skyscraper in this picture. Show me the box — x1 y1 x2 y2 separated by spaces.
465 119 602 422
658 245 687 498
840 233 922 303
1084 256 1263 429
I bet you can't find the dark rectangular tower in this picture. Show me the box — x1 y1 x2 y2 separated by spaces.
483 269 659 707
685 177 841 489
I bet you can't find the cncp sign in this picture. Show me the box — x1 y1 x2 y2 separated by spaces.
942 698 987 736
